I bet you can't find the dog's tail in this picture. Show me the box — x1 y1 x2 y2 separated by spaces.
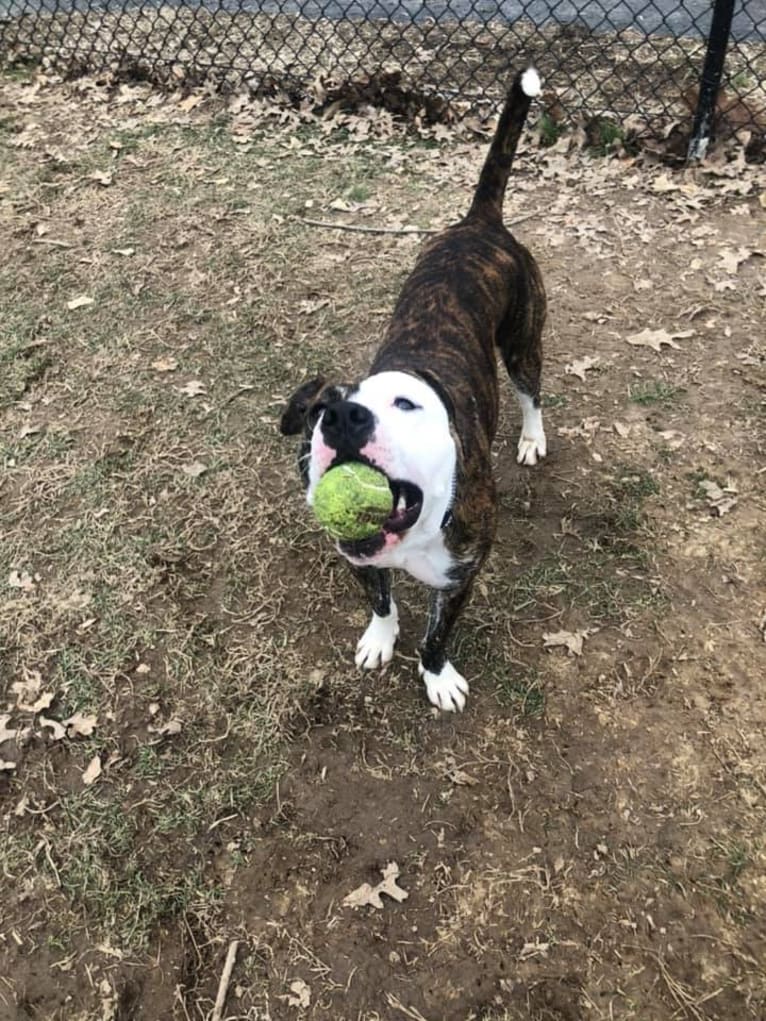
467 67 541 221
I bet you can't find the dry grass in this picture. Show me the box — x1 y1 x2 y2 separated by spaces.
1 71 766 1020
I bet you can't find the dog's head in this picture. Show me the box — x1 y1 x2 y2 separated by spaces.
280 371 456 560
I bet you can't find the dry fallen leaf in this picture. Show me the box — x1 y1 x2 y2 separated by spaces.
82 755 102 786
658 429 685 450
559 516 580 538
89 171 113 187
520 940 551 960
447 767 479 786
11 670 54 713
343 862 409 910
564 356 600 382
57 588 92 612
179 94 204 112
14 794 30 816
65 712 98 738
8 569 36 591
181 461 208 479
613 421 630 438
286 980 311 1008
713 278 736 293
149 718 183 736
152 356 178 372
67 295 94 311
626 328 694 352
179 380 206 397
298 297 331 315
651 174 680 194
443 755 479 786
558 418 600 443
717 246 756 275
0 715 18 744
543 629 594 657
699 479 738 516
40 716 67 741
0 760 17 772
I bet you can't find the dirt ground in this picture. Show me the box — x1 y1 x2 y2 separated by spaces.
1 72 765 1021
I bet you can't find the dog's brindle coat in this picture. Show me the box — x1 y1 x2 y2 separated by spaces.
281 69 546 709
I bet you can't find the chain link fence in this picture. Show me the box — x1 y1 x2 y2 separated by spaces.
1 0 765 150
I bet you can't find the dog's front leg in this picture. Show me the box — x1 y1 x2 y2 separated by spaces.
349 565 399 670
419 582 474 712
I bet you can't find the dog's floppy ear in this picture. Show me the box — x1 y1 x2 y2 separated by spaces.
279 376 326 435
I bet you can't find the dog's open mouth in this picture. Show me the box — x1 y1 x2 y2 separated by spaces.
337 477 423 559
385 479 423 533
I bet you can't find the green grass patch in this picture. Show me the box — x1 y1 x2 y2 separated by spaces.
609 465 660 532
347 181 373 202
0 337 52 409
587 116 625 155
543 392 568 409
629 380 685 406
53 787 220 948
538 112 565 147
496 669 545 717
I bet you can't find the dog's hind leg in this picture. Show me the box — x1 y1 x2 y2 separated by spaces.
496 254 547 466
349 565 399 670
514 389 546 467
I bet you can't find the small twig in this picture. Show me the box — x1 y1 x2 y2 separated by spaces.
222 384 255 407
300 217 436 235
299 209 541 236
386 992 431 1021
30 238 74 248
211 940 239 1021
624 944 706 1020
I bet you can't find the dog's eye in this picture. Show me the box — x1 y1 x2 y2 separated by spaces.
393 397 419 411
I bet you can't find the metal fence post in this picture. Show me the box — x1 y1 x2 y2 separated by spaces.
686 0 736 162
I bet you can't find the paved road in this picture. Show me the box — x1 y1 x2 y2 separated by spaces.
2 0 765 42
246 0 765 42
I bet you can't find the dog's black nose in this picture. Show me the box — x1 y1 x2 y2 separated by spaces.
321 400 374 452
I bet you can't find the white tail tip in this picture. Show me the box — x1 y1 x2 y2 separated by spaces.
520 68 541 98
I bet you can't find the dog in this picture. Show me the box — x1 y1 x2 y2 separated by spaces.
280 68 547 711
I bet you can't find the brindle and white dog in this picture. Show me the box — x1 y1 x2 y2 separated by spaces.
281 68 547 711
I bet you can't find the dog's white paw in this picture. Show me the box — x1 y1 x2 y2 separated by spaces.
355 603 399 670
418 659 469 712
517 430 547 466
515 391 547 466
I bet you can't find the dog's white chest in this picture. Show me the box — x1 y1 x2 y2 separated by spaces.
373 531 456 589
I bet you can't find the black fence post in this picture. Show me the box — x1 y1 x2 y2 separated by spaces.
686 0 736 161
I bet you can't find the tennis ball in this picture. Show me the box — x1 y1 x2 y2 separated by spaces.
313 463 393 541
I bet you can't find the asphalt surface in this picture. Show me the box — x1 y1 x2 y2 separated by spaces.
1 0 764 44
249 0 765 42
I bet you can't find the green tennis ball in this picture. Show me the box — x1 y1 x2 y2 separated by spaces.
313 463 393 540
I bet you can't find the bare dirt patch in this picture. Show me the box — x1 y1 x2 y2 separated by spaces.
1 74 765 1021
